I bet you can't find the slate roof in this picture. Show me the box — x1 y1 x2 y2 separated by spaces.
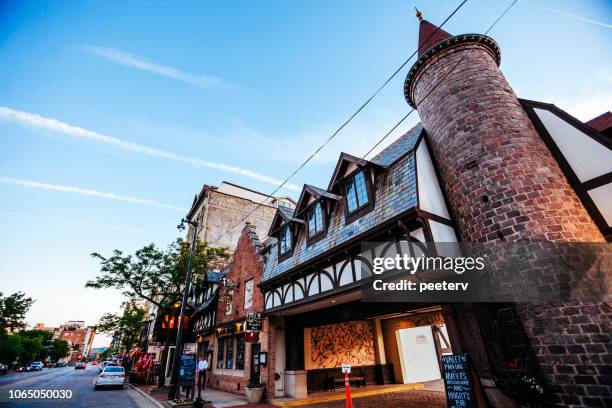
261 124 423 283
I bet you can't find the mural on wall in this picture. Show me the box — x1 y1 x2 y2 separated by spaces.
310 320 376 369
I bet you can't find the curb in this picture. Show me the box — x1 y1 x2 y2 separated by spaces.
127 383 166 408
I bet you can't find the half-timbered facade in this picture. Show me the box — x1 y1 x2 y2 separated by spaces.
257 14 611 407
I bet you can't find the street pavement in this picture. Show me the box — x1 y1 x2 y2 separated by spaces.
0 364 159 407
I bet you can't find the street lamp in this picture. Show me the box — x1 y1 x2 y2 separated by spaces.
168 218 199 400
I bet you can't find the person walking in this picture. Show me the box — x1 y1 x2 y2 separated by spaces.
197 356 208 391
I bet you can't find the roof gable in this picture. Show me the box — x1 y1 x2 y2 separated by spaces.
294 184 341 216
268 206 304 237
327 153 386 193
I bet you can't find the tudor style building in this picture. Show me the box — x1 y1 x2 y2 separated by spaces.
259 14 611 408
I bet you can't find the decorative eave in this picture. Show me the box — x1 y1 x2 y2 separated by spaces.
294 184 341 217
191 288 219 317
327 152 387 193
404 33 501 108
268 206 304 237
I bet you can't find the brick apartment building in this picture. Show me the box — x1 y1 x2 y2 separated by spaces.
54 321 96 361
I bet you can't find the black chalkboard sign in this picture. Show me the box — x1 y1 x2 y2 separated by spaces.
441 354 476 408
178 353 196 386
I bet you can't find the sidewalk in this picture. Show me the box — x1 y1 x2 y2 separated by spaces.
132 383 276 408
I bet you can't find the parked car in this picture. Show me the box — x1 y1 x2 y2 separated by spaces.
29 362 44 371
75 362 87 369
98 361 118 373
94 366 125 390
0 363 8 375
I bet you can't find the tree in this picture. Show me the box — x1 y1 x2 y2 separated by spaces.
18 337 42 364
18 330 53 361
48 339 70 362
0 335 23 366
96 307 148 355
0 292 34 334
86 238 228 386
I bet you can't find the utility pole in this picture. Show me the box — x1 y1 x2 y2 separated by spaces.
167 218 199 400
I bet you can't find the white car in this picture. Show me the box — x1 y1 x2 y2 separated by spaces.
98 361 118 373
94 366 125 390
29 362 44 371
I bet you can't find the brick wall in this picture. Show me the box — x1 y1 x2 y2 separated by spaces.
408 39 609 407
209 224 274 397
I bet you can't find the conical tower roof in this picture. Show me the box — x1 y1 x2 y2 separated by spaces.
416 9 452 56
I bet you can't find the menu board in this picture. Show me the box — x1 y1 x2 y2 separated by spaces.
441 354 476 408
178 353 196 386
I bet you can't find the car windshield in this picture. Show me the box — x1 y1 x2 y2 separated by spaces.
103 367 124 373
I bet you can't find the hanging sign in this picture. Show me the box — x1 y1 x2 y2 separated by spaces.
245 331 260 343
441 354 476 408
183 343 197 354
246 312 263 331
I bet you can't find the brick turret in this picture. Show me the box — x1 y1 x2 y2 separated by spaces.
404 13 608 407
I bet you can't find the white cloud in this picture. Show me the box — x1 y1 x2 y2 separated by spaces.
81 45 239 90
0 107 300 191
0 176 186 212
542 69 612 122
227 110 420 166
520 1 612 29
0 210 149 233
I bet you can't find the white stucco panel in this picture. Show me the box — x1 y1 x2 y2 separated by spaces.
534 108 612 182
416 141 451 219
588 184 612 226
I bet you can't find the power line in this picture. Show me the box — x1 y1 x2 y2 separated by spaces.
205 0 473 246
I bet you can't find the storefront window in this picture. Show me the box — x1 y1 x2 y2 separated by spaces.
225 337 234 369
216 338 225 369
236 335 245 370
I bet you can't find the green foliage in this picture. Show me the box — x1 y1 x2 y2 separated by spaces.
19 337 43 363
0 335 23 365
86 238 229 311
495 372 546 403
96 307 148 354
19 329 53 342
247 378 264 388
0 327 53 365
48 339 70 362
0 292 34 334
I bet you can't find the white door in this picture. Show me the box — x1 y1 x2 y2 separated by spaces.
397 326 441 383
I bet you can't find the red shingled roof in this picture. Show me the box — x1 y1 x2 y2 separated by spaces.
586 111 612 133
418 19 452 56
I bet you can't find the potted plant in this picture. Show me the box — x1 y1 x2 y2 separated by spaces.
245 378 264 404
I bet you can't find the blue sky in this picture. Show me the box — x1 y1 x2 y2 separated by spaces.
0 0 610 347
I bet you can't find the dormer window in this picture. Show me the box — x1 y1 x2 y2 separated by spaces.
343 169 374 223
307 202 324 237
279 224 292 255
346 170 369 212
